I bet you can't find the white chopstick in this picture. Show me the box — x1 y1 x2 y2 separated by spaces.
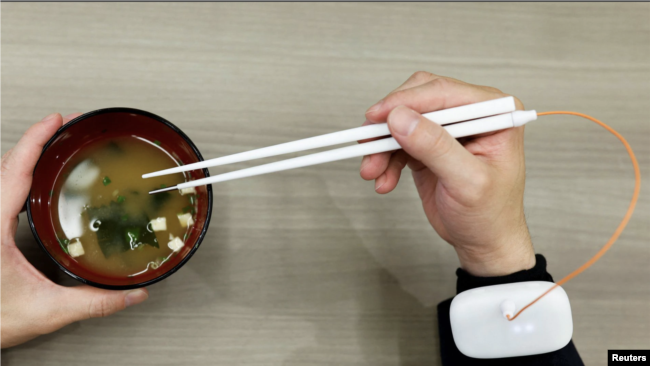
143 96 516 179
149 110 537 194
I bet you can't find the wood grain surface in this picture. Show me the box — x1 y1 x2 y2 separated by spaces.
2 3 649 366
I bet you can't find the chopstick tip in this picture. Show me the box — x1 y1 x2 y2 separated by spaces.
149 186 178 195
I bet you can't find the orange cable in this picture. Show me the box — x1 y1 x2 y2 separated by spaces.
506 111 641 321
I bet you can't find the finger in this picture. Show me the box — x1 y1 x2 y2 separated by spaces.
63 113 82 124
359 73 442 173
374 150 408 194
391 71 440 94
366 78 503 123
52 286 148 325
387 106 488 201
360 151 392 181
14 115 78 215
357 119 383 144
365 71 440 120
1 113 63 220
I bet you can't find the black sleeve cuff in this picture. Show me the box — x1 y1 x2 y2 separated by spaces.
437 254 584 366
456 254 554 293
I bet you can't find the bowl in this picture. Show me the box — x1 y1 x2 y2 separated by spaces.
26 108 213 290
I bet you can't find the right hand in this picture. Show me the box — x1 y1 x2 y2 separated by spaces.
360 72 535 277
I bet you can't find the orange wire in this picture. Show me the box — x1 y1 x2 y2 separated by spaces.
506 111 641 321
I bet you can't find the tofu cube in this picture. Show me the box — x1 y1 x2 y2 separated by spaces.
179 187 197 195
167 236 184 252
68 239 85 258
149 217 167 231
177 213 194 228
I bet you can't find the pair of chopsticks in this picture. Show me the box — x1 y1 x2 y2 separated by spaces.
146 97 537 194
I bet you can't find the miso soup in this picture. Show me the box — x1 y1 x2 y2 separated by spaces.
52 136 199 278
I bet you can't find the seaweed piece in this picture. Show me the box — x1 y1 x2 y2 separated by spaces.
116 195 126 203
105 141 124 155
150 187 171 211
86 202 159 258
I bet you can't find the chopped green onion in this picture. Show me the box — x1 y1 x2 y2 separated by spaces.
181 205 196 214
116 195 126 203
57 238 69 254
153 140 161 146
160 184 167 188
183 233 188 240
49 190 54 197
102 176 112 186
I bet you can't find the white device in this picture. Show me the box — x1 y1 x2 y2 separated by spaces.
449 281 573 359
145 96 537 194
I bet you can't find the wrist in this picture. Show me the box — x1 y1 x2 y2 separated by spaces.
453 227 536 277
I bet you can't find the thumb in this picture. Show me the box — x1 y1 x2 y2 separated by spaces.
1 113 63 219
54 286 148 324
387 106 487 195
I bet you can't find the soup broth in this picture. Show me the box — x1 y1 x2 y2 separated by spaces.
52 136 198 278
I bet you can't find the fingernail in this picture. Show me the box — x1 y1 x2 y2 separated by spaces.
41 113 59 124
124 289 148 307
366 100 383 115
360 156 371 172
388 106 420 137
375 174 387 191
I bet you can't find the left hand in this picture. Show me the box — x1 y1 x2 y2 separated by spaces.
1 113 149 348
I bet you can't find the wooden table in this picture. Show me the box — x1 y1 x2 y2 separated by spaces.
2 3 648 365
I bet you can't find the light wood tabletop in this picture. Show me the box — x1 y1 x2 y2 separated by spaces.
2 3 649 366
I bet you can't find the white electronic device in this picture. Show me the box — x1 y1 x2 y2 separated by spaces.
449 281 573 359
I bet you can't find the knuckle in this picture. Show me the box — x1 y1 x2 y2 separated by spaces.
428 77 453 92
410 71 434 83
88 295 113 318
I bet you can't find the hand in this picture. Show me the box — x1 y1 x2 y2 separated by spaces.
1 113 149 348
360 72 535 277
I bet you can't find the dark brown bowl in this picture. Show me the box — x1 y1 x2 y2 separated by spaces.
26 108 213 290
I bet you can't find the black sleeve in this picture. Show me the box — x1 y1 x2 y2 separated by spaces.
437 254 584 366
